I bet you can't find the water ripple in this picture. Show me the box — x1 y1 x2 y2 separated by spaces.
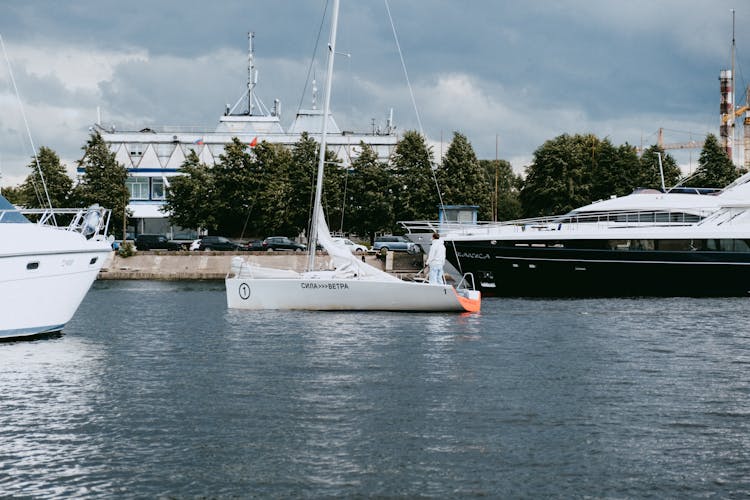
1 283 750 497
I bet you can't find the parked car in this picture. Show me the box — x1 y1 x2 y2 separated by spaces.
198 235 245 251
371 235 418 254
135 234 183 251
331 237 367 255
262 236 306 252
244 240 264 251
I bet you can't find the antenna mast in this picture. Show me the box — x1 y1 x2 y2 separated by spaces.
247 31 256 115
731 9 736 165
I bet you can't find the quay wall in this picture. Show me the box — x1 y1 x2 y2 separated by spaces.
98 251 424 280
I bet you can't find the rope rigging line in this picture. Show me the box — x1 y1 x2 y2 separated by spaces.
0 34 55 216
296 0 329 116
384 0 465 274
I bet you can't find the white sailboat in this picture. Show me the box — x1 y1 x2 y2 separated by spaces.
225 0 480 312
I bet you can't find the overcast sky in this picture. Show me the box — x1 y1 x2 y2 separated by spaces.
0 0 746 186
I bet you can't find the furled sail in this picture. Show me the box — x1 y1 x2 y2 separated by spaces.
314 205 399 281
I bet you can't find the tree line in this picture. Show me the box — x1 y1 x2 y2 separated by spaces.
1 130 743 242
2 133 129 236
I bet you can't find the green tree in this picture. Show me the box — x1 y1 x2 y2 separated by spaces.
19 146 73 208
391 130 437 226
437 132 492 220
520 133 597 217
479 159 522 221
685 133 742 188
73 132 130 238
285 132 319 236
254 142 296 236
163 150 216 231
320 147 345 234
637 145 681 189
346 142 395 243
1 184 25 206
588 142 642 201
210 137 262 236
273 132 344 238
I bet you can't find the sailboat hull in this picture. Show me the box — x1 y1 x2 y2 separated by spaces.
225 276 479 312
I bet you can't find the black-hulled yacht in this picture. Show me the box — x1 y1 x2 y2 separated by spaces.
403 173 750 297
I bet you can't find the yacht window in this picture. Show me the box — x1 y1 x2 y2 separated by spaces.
704 239 739 251
656 240 693 251
690 240 706 251
608 240 630 250
0 194 30 223
564 240 608 250
26 261 39 270
720 239 735 252
629 240 655 251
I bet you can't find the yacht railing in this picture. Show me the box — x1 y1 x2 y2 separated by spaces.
1 205 112 239
400 208 717 236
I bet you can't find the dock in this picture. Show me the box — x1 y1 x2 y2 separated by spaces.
98 251 424 280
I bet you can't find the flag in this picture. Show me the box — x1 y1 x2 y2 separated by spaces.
249 137 258 147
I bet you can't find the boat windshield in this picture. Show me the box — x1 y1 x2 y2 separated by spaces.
0 194 30 223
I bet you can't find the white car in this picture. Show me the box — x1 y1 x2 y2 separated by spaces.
331 237 367 255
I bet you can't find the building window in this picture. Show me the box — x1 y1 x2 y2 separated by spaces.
126 176 150 200
151 177 165 200
156 143 174 162
128 143 144 157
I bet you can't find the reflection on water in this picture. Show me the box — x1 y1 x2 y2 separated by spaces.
0 336 109 497
2 284 750 497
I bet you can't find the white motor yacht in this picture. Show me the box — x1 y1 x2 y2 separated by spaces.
0 196 112 339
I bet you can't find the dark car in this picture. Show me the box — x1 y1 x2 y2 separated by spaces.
135 234 182 251
198 235 245 251
371 235 417 254
262 236 306 252
244 239 265 251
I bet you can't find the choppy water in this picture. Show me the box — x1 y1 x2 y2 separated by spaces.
2 280 750 498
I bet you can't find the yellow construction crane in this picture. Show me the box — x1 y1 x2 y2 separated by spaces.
655 128 702 151
635 128 703 154
721 105 750 124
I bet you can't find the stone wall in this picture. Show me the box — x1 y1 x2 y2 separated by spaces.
99 251 424 280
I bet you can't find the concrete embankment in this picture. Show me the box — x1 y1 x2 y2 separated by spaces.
98 251 424 280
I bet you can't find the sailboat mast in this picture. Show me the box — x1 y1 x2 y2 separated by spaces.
307 0 340 271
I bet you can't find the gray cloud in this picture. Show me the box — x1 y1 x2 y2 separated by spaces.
0 0 746 184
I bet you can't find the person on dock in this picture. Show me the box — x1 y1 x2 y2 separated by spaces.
426 232 446 284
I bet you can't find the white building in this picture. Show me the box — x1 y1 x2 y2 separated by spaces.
86 33 399 240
